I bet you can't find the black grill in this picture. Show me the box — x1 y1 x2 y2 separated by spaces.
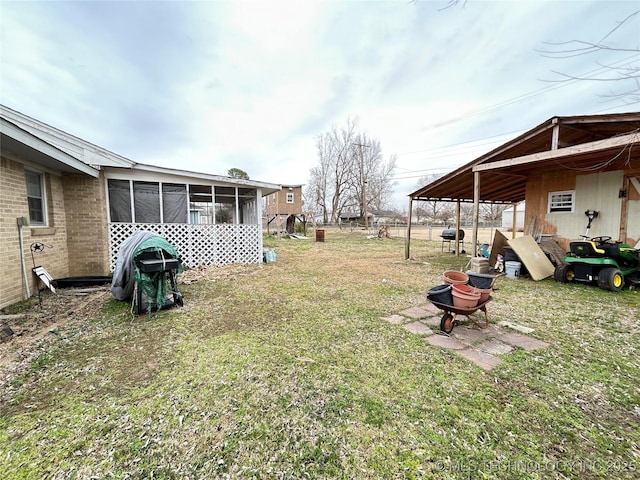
440 229 465 241
440 229 465 253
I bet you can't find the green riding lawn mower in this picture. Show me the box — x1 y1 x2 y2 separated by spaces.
554 210 640 291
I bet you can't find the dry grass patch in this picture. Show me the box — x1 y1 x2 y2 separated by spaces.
1 229 638 479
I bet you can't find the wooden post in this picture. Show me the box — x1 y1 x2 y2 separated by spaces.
512 202 518 239
472 171 480 257
405 197 413 260
455 200 461 256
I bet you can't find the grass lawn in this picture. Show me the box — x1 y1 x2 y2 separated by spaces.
1 229 639 479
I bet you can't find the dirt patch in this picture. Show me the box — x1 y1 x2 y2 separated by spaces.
0 264 258 371
0 287 112 368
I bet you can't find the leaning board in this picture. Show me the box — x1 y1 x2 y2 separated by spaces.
507 235 555 281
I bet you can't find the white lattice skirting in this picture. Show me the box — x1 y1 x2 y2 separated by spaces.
109 223 262 271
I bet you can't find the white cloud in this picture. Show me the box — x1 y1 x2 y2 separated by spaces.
1 0 638 209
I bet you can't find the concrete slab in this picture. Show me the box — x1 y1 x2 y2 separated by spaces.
498 321 535 334
403 321 434 336
457 349 502 371
399 306 430 319
381 314 405 325
419 303 441 315
426 334 467 350
497 332 549 351
481 324 502 336
476 339 514 355
421 315 442 327
453 327 492 345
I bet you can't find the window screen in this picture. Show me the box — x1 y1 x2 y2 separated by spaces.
162 184 188 223
133 181 160 223
108 179 132 222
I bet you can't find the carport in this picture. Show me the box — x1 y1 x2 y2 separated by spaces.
405 113 640 259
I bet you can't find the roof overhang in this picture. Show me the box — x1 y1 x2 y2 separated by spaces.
109 162 282 196
1 118 100 178
410 113 640 204
473 131 639 173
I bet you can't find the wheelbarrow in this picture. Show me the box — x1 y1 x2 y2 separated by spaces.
428 296 493 334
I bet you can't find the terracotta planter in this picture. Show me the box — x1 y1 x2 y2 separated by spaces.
478 288 492 303
451 283 481 308
443 270 469 285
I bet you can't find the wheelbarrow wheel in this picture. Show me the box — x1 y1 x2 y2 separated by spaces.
440 313 454 334
174 293 184 307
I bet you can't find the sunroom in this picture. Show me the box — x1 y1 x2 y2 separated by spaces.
105 165 281 270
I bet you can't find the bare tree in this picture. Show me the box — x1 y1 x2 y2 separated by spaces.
413 174 452 224
307 119 397 224
307 133 333 223
536 10 640 104
480 203 508 225
350 134 397 216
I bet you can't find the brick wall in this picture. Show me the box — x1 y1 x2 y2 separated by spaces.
0 156 70 309
62 173 109 277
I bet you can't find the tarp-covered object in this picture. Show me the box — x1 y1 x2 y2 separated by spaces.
133 236 183 310
111 231 182 304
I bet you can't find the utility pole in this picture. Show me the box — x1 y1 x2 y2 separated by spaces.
353 142 370 230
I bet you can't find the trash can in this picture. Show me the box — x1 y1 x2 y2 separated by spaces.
315 229 325 242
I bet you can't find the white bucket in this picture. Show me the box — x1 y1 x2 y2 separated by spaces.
505 261 521 279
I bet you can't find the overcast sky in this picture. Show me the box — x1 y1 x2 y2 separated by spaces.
1 0 639 209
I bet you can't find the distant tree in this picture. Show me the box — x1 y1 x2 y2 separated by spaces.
307 118 397 223
413 174 451 224
481 203 508 225
228 168 250 180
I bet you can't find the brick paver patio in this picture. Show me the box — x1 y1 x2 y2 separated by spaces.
382 303 549 371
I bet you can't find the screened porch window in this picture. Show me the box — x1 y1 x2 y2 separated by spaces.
133 181 160 223
108 179 132 222
162 184 188 223
548 191 575 213
107 179 255 224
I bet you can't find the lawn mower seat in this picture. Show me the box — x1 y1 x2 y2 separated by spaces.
569 241 605 258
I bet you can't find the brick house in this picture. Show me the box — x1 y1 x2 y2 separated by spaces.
0 105 281 310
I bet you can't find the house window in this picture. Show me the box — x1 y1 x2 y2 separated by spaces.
286 192 294 203
548 190 575 213
25 170 46 225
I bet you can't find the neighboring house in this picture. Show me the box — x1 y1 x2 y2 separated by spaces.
369 209 405 225
264 184 304 233
501 202 525 231
339 211 372 224
408 113 640 255
0 105 281 310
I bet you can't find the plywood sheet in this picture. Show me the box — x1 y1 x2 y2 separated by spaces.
507 235 555 281
489 230 511 267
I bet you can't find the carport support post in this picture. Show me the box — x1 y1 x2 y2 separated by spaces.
471 171 481 257
455 200 461 256
405 196 413 260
